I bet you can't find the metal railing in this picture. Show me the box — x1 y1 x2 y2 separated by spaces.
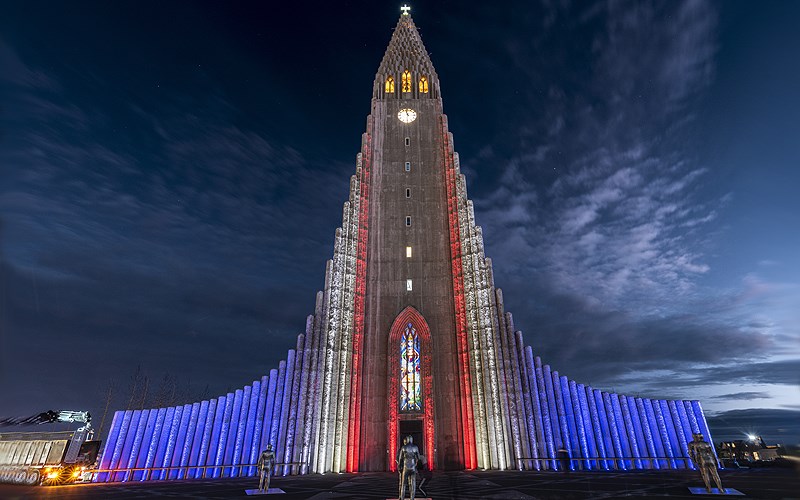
91 461 307 483
515 456 696 471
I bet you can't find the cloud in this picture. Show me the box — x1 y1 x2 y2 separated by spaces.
711 392 771 401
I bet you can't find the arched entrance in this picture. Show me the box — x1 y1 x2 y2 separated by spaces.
387 306 435 471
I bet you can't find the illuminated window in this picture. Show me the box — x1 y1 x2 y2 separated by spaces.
400 322 421 411
406 246 412 258
405 216 411 226
385 75 395 93
405 162 411 172
419 76 429 93
406 279 413 291
402 70 412 92
406 188 411 198
405 137 410 146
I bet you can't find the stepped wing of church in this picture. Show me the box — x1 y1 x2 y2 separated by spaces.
97 13 715 481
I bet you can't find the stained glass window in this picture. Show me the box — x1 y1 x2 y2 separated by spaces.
419 76 429 93
402 70 412 92
385 75 395 93
400 322 422 412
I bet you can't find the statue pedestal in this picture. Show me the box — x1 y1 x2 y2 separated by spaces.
245 488 285 495
687 487 744 495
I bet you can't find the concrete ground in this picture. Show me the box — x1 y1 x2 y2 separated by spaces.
0 468 797 499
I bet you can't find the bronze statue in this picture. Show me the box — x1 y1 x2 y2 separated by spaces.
396 435 420 500
687 433 724 494
257 444 276 493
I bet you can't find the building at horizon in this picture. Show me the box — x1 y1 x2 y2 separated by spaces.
97 10 716 481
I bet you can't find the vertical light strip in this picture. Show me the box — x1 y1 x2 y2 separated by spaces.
154 407 175 480
122 410 145 481
134 409 157 480
213 395 234 478
576 384 597 470
618 396 641 469
170 405 192 479
196 399 217 478
668 400 690 468
610 395 631 469
652 400 675 468
242 382 260 475
276 352 295 472
232 387 250 476
188 401 209 478
96 411 124 482
160 406 183 480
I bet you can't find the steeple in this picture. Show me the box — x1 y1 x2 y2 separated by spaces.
373 8 440 99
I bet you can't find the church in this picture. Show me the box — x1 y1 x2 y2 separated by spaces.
97 8 715 481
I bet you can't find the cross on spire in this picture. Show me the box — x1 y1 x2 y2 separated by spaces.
401 4 411 16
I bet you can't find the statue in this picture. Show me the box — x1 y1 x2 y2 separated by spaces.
396 435 420 500
257 444 276 493
687 433 724 494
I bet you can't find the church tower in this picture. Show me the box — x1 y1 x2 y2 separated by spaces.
97 8 717 481
354 8 475 471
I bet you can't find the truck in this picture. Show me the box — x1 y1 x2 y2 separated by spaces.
0 410 100 485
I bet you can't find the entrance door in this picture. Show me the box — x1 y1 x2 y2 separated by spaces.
399 419 424 457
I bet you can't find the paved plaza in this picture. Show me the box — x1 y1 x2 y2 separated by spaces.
1 468 797 499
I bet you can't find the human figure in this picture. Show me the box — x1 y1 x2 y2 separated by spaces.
556 447 570 473
396 435 420 500
257 444 276 493
687 433 724 494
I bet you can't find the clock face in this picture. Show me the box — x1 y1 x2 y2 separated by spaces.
398 108 417 123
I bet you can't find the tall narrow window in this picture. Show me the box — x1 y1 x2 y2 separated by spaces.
406 188 411 198
419 76 429 93
385 75 395 93
400 322 421 411
402 70 412 92
405 137 410 146
405 162 411 172
406 246 412 258
406 279 413 291
405 216 411 226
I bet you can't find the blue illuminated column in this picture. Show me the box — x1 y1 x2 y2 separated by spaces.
224 390 244 477
188 401 209 478
577 384 598 470
195 399 217 478
618 396 641 469
207 396 226 478
270 360 288 450
635 398 658 469
134 410 158 480
542 364 562 460
551 371 572 470
97 411 124 482
627 397 649 468
262 369 279 453
249 375 269 475
671 400 693 468
241 383 259 475
154 407 175 480
585 387 607 470
567 380 589 469
603 392 625 470
287 334 309 475
276 350 296 470
534 356 556 470
122 410 144 481
178 403 200 479
213 393 235 478
168 404 192 479
231 386 251 477
652 400 676 468
284 337 305 475
143 408 167 479
160 406 188 479
516 339 537 470
643 399 666 468
560 376 579 467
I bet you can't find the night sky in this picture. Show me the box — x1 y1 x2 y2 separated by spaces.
1 1 798 445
